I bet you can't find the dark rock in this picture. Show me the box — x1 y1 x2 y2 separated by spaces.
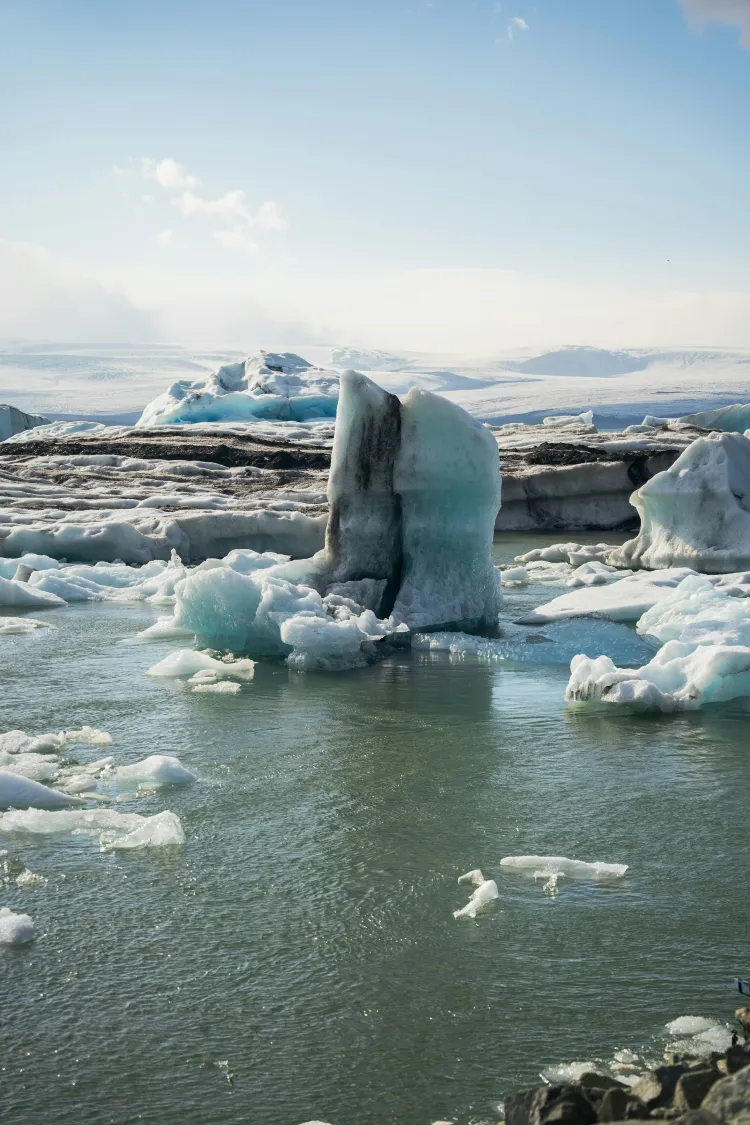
632 1066 688 1110
736 1010 750 1042
596 1086 649 1121
671 1112 720 1125
674 1071 720 1112
579 1073 627 1092
726 1047 750 1076
701 1064 750 1125
505 1084 598 1125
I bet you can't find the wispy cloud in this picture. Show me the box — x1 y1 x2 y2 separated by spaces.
505 15 529 40
131 157 288 252
141 157 200 191
679 0 750 49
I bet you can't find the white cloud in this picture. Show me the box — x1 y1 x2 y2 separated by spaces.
679 0 750 48
155 228 174 246
0 240 159 344
141 157 200 191
510 16 529 30
214 226 259 253
174 188 250 219
131 158 288 251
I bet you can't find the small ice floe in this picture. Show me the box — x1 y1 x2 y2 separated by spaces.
116 755 196 787
0 617 52 636
0 907 35 945
146 649 255 682
0 807 185 849
501 566 529 585
108 809 185 849
453 875 499 919
500 855 628 889
190 679 241 694
14 867 47 888
664 1015 734 1056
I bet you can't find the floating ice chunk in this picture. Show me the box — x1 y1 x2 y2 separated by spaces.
566 641 750 712
116 755 196 786
28 571 105 602
146 649 255 681
453 878 499 919
60 727 112 747
0 575 66 608
0 751 60 782
457 868 486 886
501 566 529 584
665 1016 717 1036
567 561 621 588
15 867 47 887
0 769 85 810
500 855 628 879
0 616 52 635
281 615 370 672
108 810 185 849
0 807 147 836
137 616 196 641
541 1061 600 1085
413 619 656 668
522 569 697 623
0 907 35 945
516 542 612 566
191 680 241 694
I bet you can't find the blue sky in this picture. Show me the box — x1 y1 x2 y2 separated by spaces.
1 0 750 351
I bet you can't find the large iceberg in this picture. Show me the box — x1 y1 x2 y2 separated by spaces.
137 352 339 427
161 372 502 669
610 433 750 573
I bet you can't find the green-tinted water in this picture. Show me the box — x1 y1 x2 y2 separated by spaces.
1 534 747 1125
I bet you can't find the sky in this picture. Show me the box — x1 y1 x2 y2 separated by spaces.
1 0 750 353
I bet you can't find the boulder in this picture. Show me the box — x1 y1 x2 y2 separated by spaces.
504 1084 598 1125
701 1063 750 1125
632 1066 689 1110
674 1070 720 1112
596 1086 649 1121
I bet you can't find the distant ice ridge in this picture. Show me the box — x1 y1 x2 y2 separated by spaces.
137 351 340 427
152 372 502 671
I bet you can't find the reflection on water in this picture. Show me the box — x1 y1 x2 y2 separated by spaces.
0 533 747 1125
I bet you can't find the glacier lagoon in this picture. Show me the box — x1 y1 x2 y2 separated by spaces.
1 533 749 1125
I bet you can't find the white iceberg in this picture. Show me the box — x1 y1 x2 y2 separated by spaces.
0 907 35 945
611 432 750 573
137 352 339 427
0 575 65 609
108 809 185 849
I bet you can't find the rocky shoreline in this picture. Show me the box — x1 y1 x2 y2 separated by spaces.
502 1009 750 1125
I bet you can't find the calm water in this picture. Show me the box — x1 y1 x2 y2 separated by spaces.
1 533 748 1125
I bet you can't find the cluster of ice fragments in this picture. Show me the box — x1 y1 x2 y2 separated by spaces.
137 352 339 427
0 727 191 944
452 855 627 918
